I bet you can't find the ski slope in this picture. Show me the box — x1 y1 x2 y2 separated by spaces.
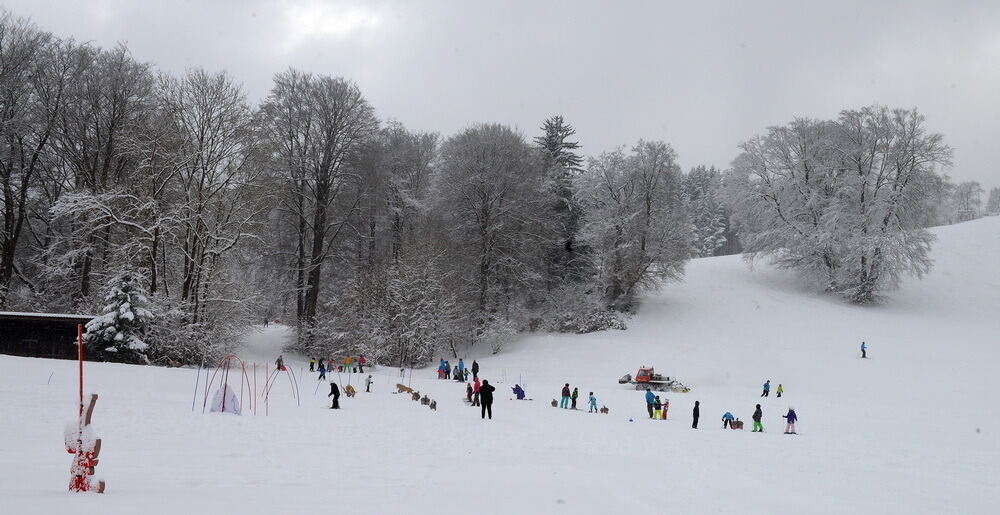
1 217 998 514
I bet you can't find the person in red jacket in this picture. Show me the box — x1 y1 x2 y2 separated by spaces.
472 377 481 406
358 354 366 373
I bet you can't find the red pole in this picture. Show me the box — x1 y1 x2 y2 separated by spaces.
77 324 84 416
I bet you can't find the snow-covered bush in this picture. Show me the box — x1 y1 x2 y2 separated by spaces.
84 270 154 363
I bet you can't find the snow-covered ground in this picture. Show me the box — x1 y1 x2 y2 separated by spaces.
2 217 998 514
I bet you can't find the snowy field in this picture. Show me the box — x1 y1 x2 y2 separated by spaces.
2 217 999 514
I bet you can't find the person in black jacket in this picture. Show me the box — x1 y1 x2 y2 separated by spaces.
330 382 342 408
479 379 495 419
471 360 480 380
752 403 763 432
692 400 700 429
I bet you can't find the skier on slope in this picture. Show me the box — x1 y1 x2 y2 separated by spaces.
317 360 327 381
645 388 655 418
560 384 571 409
309 358 316 372
458 358 465 377
761 380 771 397
471 360 480 380
861 341 867 359
653 396 663 419
358 355 366 373
776 384 784 398
722 411 735 429
752 404 764 432
782 407 798 434
588 392 598 413
365 374 373 393
328 382 341 409
571 387 579 409
472 377 482 406
480 380 496 419
275 355 285 371
692 400 700 429
438 358 446 379
466 382 474 403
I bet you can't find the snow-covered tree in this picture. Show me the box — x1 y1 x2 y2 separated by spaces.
683 166 728 257
84 270 153 362
987 187 1000 214
534 115 587 286
726 105 952 303
577 140 692 310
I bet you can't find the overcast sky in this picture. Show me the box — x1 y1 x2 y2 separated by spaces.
5 0 999 188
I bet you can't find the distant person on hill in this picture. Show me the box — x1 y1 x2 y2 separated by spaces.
722 411 735 428
761 380 771 397
512 384 526 400
344 355 353 374
473 377 482 406
309 358 316 372
365 374 373 393
471 360 480 379
571 387 579 409
480 380 496 419
317 361 327 380
458 358 465 377
861 341 867 359
752 404 763 432
275 355 285 371
445 361 451 380
588 392 598 413
662 398 670 419
653 396 663 419
645 388 655 418
264 319 269 327
454 365 462 382
782 407 798 434
327 359 335 373
439 358 446 379
328 382 340 409
466 382 474 403
776 384 784 398
560 384 571 409
358 354 366 373
692 400 700 429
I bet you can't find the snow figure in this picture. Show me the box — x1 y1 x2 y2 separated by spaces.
84 270 154 362
65 393 106 493
209 383 241 414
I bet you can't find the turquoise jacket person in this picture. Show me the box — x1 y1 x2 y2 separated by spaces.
588 393 598 412
645 389 655 404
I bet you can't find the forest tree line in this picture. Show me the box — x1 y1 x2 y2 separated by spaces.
0 12 982 365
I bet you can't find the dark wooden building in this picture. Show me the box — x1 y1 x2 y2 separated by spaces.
0 311 95 360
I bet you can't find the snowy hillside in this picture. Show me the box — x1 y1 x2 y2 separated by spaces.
2 217 998 514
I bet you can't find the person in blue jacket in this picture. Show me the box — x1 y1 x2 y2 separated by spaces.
458 358 465 375
861 341 867 359
645 388 655 418
782 407 798 434
588 392 598 413
512 384 526 400
317 360 326 380
722 411 735 428
438 358 446 379
761 380 771 397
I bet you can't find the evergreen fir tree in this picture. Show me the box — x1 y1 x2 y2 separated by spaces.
535 115 587 285
84 270 154 362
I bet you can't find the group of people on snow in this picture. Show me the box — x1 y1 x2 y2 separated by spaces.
760 380 784 397
643 388 671 420
440 358 478 382
309 355 368 376
555 383 600 413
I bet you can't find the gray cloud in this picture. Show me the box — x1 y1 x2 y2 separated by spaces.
5 0 998 187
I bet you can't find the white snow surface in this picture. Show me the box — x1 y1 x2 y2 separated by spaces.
2 217 999 514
